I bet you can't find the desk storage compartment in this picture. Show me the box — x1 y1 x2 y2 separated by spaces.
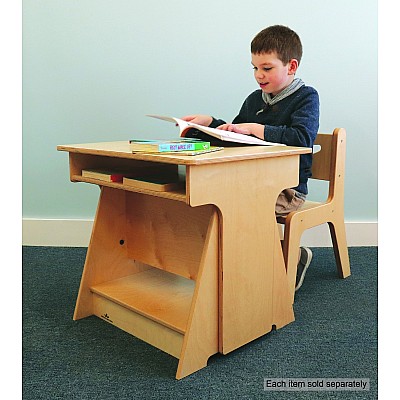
68 152 188 202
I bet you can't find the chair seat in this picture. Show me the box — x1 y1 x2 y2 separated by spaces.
276 200 323 224
300 200 322 210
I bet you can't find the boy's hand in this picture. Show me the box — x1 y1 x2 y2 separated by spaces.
181 115 213 127
217 123 264 140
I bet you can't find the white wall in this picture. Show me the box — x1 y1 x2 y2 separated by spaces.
23 0 377 226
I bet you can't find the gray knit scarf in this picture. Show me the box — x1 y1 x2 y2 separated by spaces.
257 78 305 114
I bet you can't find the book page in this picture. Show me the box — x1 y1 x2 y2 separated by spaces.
146 114 285 146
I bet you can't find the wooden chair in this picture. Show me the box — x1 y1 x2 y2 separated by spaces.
277 128 351 303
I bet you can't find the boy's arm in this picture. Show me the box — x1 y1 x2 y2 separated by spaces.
232 88 319 147
181 115 213 126
216 122 265 139
263 91 320 147
180 115 227 128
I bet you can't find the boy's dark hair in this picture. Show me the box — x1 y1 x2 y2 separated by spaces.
251 25 303 65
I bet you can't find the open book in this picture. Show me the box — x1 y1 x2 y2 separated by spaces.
147 115 285 147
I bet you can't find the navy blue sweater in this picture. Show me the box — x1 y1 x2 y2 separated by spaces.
210 85 320 194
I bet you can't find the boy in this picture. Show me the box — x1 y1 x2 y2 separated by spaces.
182 25 319 291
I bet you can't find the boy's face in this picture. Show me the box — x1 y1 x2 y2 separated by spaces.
251 51 298 96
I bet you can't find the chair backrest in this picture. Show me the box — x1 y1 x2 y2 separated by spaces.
311 128 347 201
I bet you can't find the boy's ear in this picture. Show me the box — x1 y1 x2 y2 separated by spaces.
288 59 299 75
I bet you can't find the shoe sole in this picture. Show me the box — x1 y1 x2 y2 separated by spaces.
295 247 313 292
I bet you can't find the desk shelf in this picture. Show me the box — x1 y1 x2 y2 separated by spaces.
72 175 187 202
91 268 195 334
91 268 195 358
66 150 187 202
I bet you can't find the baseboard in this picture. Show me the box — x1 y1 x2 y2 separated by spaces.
22 218 378 247
22 218 94 247
299 221 378 247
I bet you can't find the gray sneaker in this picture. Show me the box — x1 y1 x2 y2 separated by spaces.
295 247 313 291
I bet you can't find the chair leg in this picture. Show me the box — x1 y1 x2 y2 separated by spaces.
282 221 303 304
328 219 351 278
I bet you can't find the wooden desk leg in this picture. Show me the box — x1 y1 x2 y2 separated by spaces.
188 155 299 354
73 187 148 320
176 212 219 379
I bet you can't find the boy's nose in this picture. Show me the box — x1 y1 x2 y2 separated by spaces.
255 70 264 79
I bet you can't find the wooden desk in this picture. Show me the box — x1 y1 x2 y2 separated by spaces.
57 141 311 379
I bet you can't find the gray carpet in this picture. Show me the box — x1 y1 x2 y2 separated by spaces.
23 246 377 399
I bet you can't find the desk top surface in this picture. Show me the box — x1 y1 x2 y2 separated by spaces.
57 141 311 165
